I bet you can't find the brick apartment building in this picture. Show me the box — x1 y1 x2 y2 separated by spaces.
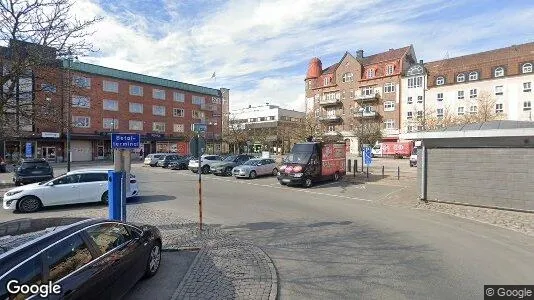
1 41 229 162
305 46 416 153
401 42 534 133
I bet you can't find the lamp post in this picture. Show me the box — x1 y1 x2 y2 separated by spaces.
66 53 72 171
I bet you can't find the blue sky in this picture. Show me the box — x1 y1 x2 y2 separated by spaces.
74 0 534 111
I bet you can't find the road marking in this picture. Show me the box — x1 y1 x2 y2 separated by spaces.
379 185 410 201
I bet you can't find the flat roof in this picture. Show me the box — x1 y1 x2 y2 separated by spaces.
400 121 534 140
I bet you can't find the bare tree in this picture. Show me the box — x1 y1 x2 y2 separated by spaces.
418 105 459 131
462 91 505 123
223 116 248 153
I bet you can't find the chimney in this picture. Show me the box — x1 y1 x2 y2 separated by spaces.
266 102 269 106
419 60 423 64
249 105 252 108
389 48 394 51
356 49 364 58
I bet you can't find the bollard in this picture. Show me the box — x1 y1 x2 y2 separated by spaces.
382 165 385 178
348 159 352 173
397 166 400 180
108 170 122 221
366 166 369 179
354 160 358 175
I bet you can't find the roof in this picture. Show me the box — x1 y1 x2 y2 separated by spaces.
362 46 412 66
322 63 339 74
62 60 221 97
400 121 534 140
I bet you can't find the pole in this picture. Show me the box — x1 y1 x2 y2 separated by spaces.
197 133 203 231
366 166 369 179
66 57 72 171
382 165 385 178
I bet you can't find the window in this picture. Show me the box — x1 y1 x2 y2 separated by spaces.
85 224 132 253
523 63 533 74
72 116 90 128
173 124 184 133
495 103 504 114
0 256 42 299
349 90 355 98
494 67 505 77
129 102 143 113
416 111 423 118
524 101 532 111
327 125 335 132
341 90 346 99
436 76 445 85
72 95 90 108
41 83 57 93
269 116 275 120
524 82 532 92
80 173 109 182
174 92 185 102
458 90 464 99
307 80 311 90
417 96 423 103
386 64 394 75
468 71 478 81
152 105 165 116
456 73 465 83
361 86 374 96
407 125 414 132
73 76 91 88
495 86 504 95
384 101 395 111
192 95 205 105
192 110 204 119
383 83 395 93
417 125 424 131
323 77 329 86
436 108 444 118
129 120 143 130
342 72 353 83
469 89 477 98
129 85 143 96
407 96 413 104
173 108 184 117
384 119 395 129
103 118 119 129
470 106 478 114
259 117 267 121
408 76 423 88
44 234 93 283
153 122 166 132
457 107 465 115
52 174 81 185
437 93 443 101
366 68 375 78
249 117 257 122
153 89 166 100
407 111 413 119
103 80 119 93
103 99 118 111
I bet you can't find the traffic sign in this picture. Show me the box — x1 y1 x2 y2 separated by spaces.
189 136 206 156
192 123 207 133
363 147 372 165
111 133 141 149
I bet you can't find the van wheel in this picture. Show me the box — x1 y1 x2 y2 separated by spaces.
101 191 109 204
333 172 340 181
303 177 313 188
272 168 278 176
17 196 42 213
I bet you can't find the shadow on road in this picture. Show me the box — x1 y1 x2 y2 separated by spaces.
130 195 176 204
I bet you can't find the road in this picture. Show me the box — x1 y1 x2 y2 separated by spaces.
1 163 533 299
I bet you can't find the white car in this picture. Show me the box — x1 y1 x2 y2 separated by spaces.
232 158 279 179
2 168 140 213
188 155 223 174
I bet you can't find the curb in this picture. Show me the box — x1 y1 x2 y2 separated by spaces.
170 246 206 300
262 245 279 300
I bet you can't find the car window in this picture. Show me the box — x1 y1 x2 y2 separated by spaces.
79 173 108 183
52 174 81 185
85 223 133 254
0 255 43 299
244 160 260 166
44 234 93 283
21 161 50 170
205 156 220 160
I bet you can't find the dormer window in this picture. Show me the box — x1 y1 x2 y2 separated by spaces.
367 68 375 78
522 63 533 74
385 65 394 75
436 76 445 85
456 73 465 83
494 67 505 77
468 71 478 81
323 77 329 86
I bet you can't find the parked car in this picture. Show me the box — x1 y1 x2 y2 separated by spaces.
188 155 224 174
169 155 194 170
144 153 171 167
0 217 162 299
211 154 255 176
232 158 278 179
410 147 418 167
3 168 140 213
12 158 54 186
156 154 183 168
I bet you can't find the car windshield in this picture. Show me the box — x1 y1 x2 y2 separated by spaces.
20 161 49 170
223 155 237 162
243 160 260 166
284 152 311 164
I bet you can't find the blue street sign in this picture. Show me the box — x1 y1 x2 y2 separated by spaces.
25 143 32 158
111 133 141 149
363 147 372 165
192 123 207 133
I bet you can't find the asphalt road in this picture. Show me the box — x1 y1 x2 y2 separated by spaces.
1 163 533 299
129 165 534 300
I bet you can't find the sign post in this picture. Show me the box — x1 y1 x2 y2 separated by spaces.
192 123 206 231
109 133 140 222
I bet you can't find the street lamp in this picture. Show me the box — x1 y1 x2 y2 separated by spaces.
66 52 73 171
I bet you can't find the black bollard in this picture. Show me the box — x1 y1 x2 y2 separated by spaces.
397 166 400 180
382 165 385 178
348 159 352 173
366 166 369 179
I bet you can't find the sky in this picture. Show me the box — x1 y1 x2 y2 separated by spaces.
72 0 534 112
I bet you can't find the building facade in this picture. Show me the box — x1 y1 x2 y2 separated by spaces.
305 46 416 153
401 42 534 133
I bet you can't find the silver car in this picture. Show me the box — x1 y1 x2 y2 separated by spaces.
232 158 278 179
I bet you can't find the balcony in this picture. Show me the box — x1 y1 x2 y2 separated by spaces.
356 93 379 103
201 103 219 112
318 115 343 123
319 94 342 106
353 109 380 118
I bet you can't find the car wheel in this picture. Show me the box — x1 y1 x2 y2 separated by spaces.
201 165 210 174
17 196 42 213
101 191 108 204
225 167 233 176
333 172 340 181
144 241 162 278
303 177 313 188
249 170 257 179
272 168 278 176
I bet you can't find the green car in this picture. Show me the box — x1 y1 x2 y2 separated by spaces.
211 154 255 176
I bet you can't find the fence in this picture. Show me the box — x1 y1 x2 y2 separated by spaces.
346 158 416 181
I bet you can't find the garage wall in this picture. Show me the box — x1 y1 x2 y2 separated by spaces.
426 148 534 211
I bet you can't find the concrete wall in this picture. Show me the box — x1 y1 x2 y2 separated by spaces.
424 147 534 211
